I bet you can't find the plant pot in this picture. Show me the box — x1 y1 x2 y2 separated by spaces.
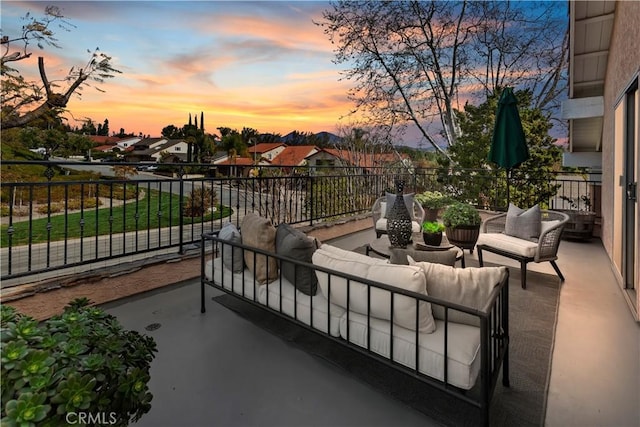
423 207 440 222
423 231 443 246
445 225 480 250
559 209 596 241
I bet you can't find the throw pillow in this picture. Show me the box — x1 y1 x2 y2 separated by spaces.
218 222 244 273
504 203 541 241
385 192 415 218
408 258 507 327
241 213 279 285
389 247 457 267
312 247 436 333
276 223 319 296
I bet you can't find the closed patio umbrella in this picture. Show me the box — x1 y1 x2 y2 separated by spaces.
488 87 529 206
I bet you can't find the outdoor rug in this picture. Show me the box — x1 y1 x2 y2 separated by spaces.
212 255 560 427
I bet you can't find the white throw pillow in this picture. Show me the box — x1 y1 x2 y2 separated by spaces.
408 257 507 327
313 248 436 333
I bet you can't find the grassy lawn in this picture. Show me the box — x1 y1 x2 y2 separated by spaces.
1 189 232 247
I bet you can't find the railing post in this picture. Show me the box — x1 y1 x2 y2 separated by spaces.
309 173 314 226
178 166 185 254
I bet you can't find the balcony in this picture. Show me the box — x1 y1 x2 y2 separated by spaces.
1 162 637 426
4 229 638 427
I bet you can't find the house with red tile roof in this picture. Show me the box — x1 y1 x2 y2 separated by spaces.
247 143 287 162
306 148 407 172
86 135 122 146
270 146 318 167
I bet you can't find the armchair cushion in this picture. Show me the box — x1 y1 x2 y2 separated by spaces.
476 232 538 258
505 204 541 241
375 218 422 234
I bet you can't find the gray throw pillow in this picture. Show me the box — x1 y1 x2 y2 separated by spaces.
389 247 457 267
385 192 415 217
276 224 319 296
504 204 541 241
219 222 244 273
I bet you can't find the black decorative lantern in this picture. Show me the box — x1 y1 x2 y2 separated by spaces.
387 180 413 248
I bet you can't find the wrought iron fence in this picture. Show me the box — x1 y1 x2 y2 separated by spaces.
0 160 601 283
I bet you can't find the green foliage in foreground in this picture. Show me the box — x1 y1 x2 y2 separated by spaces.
1 299 157 426
1 190 233 247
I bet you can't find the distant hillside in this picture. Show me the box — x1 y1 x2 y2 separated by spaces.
281 131 342 147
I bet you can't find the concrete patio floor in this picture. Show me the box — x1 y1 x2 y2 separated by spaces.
103 229 640 427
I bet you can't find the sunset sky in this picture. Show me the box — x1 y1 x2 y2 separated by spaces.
2 1 354 138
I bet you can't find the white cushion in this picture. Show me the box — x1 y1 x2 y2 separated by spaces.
477 232 538 258
318 243 387 265
408 258 507 326
375 218 421 233
259 279 345 337
205 258 259 300
312 247 436 333
340 313 481 390
380 201 387 218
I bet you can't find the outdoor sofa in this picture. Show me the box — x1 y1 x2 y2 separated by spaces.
200 213 510 426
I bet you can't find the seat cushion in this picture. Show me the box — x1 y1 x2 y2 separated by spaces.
205 257 259 300
241 213 279 285
376 218 421 233
505 204 541 241
477 232 538 258
340 313 481 390
259 278 345 337
312 247 436 333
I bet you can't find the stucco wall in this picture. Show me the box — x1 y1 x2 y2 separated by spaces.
601 0 640 314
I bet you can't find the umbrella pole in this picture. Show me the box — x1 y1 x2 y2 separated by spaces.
506 169 511 207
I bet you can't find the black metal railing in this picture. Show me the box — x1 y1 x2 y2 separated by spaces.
0 160 601 283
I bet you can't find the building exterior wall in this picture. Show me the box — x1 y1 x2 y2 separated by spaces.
601 0 640 317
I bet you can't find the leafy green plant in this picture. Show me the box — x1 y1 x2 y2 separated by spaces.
421 221 445 233
1 298 157 426
442 202 481 228
414 191 452 210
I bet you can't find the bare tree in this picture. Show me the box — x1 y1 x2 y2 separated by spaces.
1 5 121 129
470 2 569 117
319 1 568 151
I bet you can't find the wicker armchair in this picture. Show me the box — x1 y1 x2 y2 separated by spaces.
371 196 425 238
476 210 569 289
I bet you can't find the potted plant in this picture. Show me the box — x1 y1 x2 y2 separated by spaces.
442 202 482 250
421 220 445 246
415 191 452 221
1 298 157 426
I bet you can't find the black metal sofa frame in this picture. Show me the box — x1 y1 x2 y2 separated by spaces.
200 232 510 426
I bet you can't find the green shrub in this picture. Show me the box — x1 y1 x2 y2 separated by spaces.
442 202 481 228
415 191 452 210
1 298 157 426
183 187 217 217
